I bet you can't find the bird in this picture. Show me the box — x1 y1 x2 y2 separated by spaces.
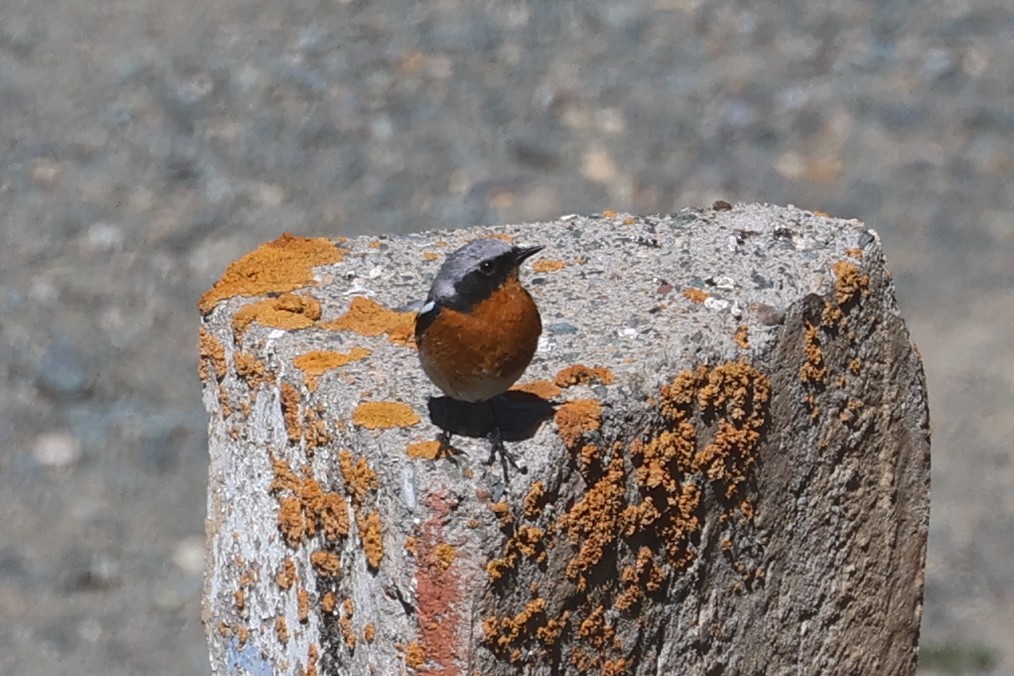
414 238 544 476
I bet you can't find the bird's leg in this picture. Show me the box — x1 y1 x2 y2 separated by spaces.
484 399 527 477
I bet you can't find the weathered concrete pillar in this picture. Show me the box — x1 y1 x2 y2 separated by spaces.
199 204 930 675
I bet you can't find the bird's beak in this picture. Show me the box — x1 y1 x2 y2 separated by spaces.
512 245 544 264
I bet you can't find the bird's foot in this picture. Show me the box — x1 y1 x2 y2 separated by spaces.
485 427 527 479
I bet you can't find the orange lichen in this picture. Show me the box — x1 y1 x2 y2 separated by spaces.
233 293 321 336
340 599 356 650
422 251 440 261
554 399 602 450
323 296 416 345
234 351 273 390
559 457 626 590
294 348 372 390
406 440 443 460
800 322 826 385
363 623 377 643
270 457 350 547
275 616 289 643
198 328 227 382
523 481 547 518
321 591 337 613
532 259 567 273
234 588 245 612
601 209 618 218
555 364 616 388
280 382 302 444
510 379 564 400
360 511 384 570
433 543 457 572
352 401 421 429
303 643 319 676
483 598 569 659
403 641 426 668
338 451 379 508
310 551 342 577
623 216 636 225
277 496 306 548
832 260 870 307
682 288 709 304
198 233 345 314
276 558 296 590
297 589 311 623
734 325 751 349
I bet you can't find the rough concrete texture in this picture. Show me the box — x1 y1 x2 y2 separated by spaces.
200 204 929 675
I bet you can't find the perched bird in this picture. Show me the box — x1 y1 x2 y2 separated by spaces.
415 238 544 475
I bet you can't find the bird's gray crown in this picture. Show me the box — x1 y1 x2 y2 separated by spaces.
428 238 540 311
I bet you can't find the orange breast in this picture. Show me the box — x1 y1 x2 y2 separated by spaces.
418 278 541 402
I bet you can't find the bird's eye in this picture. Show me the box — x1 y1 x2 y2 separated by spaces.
479 260 496 276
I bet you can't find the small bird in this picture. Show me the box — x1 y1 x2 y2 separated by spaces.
415 238 544 475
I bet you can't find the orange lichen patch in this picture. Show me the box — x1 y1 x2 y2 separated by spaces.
487 232 515 242
555 364 616 388
821 299 844 326
695 361 771 499
559 457 626 590
277 496 306 548
338 451 379 508
276 558 296 590
198 233 345 314
523 481 547 518
734 325 751 349
845 247 864 259
340 599 356 650
602 659 629 675
554 399 602 450
270 457 351 546
275 616 290 644
297 589 311 623
198 328 228 382
532 258 567 273
321 591 337 613
510 379 564 400
363 623 377 643
294 348 372 390
310 551 342 577
403 642 426 668
303 643 319 676
234 588 246 612
682 287 709 304
615 547 665 611
280 382 302 444
848 357 862 374
623 216 636 225
301 405 332 456
433 543 457 572
233 293 322 336
601 209 618 218
407 440 443 460
839 397 864 424
359 511 384 570
422 251 440 261
351 401 421 429
234 351 273 390
800 322 826 385
483 598 570 659
832 260 870 307
323 296 416 345
489 501 512 527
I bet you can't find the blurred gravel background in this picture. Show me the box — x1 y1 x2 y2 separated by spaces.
0 1 1010 674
